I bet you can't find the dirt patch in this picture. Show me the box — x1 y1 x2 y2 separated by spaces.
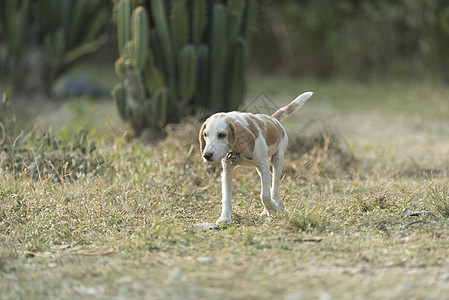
285 131 357 177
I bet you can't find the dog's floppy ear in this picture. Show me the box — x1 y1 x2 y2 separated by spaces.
199 122 206 155
227 119 255 160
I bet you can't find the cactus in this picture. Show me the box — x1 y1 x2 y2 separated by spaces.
228 12 241 46
143 51 165 95
210 4 228 112
112 0 257 136
241 0 257 40
171 0 189 55
227 38 248 111
195 44 210 108
154 87 168 128
178 44 197 101
116 0 131 55
144 100 157 129
114 57 127 80
229 0 245 19
151 0 175 90
112 83 129 121
191 0 207 45
131 6 149 73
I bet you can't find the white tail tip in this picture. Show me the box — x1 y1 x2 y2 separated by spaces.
292 91 313 108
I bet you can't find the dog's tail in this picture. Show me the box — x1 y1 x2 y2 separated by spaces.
271 92 313 122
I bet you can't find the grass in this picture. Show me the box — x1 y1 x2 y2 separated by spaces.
2 76 449 299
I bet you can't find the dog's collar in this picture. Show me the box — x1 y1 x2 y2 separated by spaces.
225 151 240 165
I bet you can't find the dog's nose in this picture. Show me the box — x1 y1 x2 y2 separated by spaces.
203 152 213 161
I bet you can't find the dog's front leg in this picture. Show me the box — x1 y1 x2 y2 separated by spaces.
216 159 234 224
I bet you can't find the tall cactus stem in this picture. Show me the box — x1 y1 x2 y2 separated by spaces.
241 0 257 40
131 6 149 73
178 44 197 101
227 38 248 111
117 0 131 55
210 4 228 112
115 56 127 79
191 0 207 45
151 0 175 91
195 44 210 108
112 83 129 121
171 0 189 55
154 87 168 127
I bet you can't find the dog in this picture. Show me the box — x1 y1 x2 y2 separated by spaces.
199 92 313 224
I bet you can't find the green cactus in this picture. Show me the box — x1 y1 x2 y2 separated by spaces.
241 0 257 40
154 87 168 128
191 0 207 45
195 44 210 108
123 40 134 63
151 0 175 90
114 57 127 80
144 100 157 129
210 4 228 112
227 38 248 111
112 0 257 136
171 0 189 55
228 12 241 46
143 53 165 95
178 44 197 101
112 83 129 121
229 0 245 19
131 6 149 73
117 0 131 55
149 29 166 76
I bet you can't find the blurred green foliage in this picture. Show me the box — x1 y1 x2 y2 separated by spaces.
253 0 449 81
0 0 111 95
1 0 448 102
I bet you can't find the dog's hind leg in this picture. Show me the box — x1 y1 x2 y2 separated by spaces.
256 160 279 217
270 150 285 211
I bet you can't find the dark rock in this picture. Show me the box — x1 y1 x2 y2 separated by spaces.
56 76 106 98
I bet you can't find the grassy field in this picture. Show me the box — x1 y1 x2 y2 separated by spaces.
1 77 449 299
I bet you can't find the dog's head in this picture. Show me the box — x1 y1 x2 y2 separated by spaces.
199 114 256 163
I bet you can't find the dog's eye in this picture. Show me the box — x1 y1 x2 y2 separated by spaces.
203 132 207 138
218 132 226 139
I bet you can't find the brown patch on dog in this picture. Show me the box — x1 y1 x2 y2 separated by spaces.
226 117 255 160
259 116 283 146
243 115 260 138
199 122 206 154
252 116 266 132
225 118 235 146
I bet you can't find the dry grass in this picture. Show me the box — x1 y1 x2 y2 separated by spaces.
2 78 449 299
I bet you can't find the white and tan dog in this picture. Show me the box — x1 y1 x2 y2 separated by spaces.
199 92 313 224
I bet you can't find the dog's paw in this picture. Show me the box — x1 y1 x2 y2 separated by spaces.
276 203 285 211
261 203 282 217
260 209 269 217
216 216 232 225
